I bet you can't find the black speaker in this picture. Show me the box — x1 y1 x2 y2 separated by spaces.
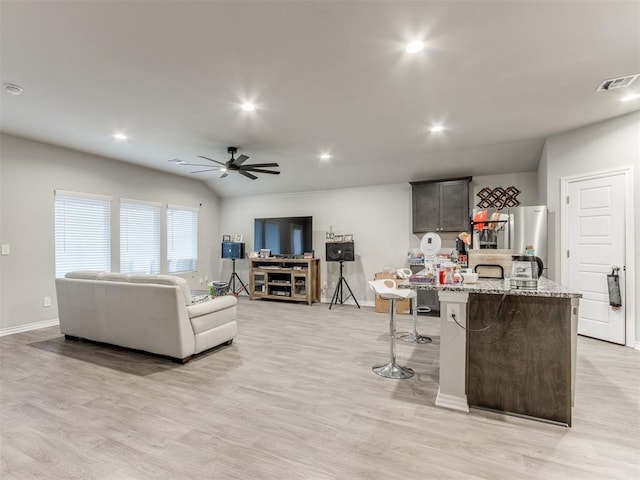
222 242 245 259
326 241 354 262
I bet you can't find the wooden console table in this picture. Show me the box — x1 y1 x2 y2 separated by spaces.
249 258 320 305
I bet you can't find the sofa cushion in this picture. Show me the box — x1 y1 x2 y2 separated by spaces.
188 299 237 334
65 271 104 280
128 274 192 305
99 272 131 282
186 295 237 319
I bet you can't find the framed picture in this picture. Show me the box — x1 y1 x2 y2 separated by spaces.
234 234 243 242
344 234 353 242
222 235 231 242
333 234 343 242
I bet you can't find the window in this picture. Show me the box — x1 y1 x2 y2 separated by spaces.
167 204 198 273
120 199 161 274
55 190 111 278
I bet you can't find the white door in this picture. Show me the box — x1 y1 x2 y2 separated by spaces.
568 173 626 344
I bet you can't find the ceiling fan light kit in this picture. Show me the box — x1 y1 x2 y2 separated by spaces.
172 147 280 180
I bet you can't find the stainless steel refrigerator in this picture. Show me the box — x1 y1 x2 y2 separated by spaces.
509 205 547 273
472 205 548 275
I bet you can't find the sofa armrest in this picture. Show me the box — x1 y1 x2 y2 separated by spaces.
186 295 237 319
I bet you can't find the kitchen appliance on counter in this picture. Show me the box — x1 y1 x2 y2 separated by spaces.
468 249 513 279
471 205 548 276
510 255 543 290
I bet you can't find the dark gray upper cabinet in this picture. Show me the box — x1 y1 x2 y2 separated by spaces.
411 177 471 233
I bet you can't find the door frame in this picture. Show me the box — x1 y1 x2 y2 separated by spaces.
560 166 636 347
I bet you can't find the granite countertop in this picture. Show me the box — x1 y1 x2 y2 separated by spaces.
399 277 582 298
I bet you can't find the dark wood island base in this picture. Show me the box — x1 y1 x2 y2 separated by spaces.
467 294 575 426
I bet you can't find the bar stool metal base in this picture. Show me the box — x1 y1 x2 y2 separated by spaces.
400 332 432 344
400 298 432 344
372 362 414 379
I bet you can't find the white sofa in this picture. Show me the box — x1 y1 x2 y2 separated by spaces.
55 271 238 363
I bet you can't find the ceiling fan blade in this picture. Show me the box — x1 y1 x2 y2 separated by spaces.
238 170 258 180
232 154 249 166
244 168 280 175
183 163 222 167
198 155 227 166
240 162 279 168
190 168 219 174
219 171 229 179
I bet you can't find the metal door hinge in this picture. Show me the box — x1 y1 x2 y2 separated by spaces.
566 195 570 204
567 250 570 258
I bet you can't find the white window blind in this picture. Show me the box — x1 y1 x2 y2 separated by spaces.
120 199 161 274
167 204 198 273
55 190 111 278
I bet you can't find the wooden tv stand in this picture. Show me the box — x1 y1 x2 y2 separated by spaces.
249 258 321 305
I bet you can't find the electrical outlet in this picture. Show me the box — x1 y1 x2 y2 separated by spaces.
43 296 52 307
1 244 9 256
446 303 460 323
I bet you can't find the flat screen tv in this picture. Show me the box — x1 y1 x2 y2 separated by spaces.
254 216 313 256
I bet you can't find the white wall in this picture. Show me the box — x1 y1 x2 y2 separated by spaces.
219 172 538 306
0 134 221 331
219 184 416 306
539 110 639 344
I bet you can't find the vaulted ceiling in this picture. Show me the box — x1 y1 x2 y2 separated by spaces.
1 1 639 197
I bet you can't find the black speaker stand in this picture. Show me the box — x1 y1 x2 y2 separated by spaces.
228 258 249 296
329 260 360 309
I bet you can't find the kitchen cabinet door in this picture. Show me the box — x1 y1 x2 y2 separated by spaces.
412 182 440 232
440 179 470 231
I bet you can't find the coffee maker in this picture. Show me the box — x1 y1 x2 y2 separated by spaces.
510 255 544 290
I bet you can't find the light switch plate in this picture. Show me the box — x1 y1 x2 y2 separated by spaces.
1 244 9 256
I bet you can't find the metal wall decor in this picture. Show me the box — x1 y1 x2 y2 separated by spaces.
476 186 521 209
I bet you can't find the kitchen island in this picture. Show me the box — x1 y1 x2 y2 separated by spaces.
400 278 581 426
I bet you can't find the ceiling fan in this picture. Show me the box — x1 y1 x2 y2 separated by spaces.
173 147 280 180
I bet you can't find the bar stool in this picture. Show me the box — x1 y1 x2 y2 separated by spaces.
396 268 432 344
369 279 414 379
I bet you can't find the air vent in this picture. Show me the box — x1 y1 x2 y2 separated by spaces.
596 74 639 92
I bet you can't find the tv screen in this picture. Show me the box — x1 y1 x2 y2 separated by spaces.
254 216 313 256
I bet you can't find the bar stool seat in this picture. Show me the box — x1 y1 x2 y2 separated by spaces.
369 279 414 379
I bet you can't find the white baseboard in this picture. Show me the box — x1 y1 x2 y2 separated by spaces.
635 340 640 350
0 318 59 337
435 387 470 413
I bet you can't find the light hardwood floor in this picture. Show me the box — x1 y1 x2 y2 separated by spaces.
1 298 638 479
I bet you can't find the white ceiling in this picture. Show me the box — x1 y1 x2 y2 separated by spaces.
1 1 639 198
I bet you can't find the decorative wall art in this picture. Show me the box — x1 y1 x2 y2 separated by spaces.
476 186 521 209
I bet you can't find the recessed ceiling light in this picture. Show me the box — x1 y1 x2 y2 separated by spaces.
621 93 640 102
405 41 425 54
429 125 445 133
113 133 128 141
320 153 332 160
241 103 256 111
4 83 23 95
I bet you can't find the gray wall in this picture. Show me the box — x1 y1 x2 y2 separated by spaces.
539 110 639 345
0 134 221 331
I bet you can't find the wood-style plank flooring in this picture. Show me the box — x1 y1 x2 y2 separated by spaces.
1 298 639 479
